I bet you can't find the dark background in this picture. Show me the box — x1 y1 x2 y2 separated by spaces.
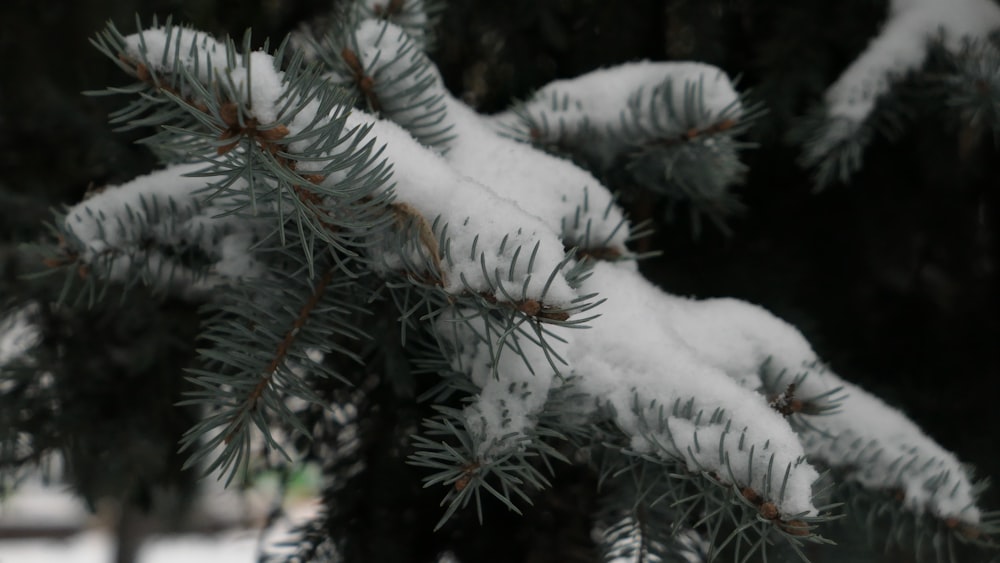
1 0 997 548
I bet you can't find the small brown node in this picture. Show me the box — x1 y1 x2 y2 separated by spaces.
759 502 779 520
741 487 762 505
258 124 290 142
960 525 981 540
42 257 66 269
341 48 381 111
769 383 802 417
518 299 542 317
944 517 981 540
340 48 363 74
293 185 324 207
780 519 810 536
215 101 289 156
374 0 405 17
537 309 570 322
219 101 240 128
577 246 623 261
714 118 737 132
391 202 445 285
455 461 480 491
134 62 151 82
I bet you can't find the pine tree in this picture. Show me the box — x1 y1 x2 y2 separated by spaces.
2 1 999 562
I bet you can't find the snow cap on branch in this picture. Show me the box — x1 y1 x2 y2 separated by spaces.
825 0 1000 124
344 112 578 305
573 262 820 518
651 279 985 524
341 19 632 255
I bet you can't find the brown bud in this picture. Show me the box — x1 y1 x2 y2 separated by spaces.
341 48 362 74
960 525 981 540
518 299 541 317
538 310 570 322
716 118 737 132
741 487 761 505
781 520 810 536
42 257 66 269
759 502 778 520
219 102 240 128
135 62 151 82
259 124 290 142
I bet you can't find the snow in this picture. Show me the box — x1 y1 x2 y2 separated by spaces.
0 304 40 368
349 20 448 146
572 262 819 517
824 0 1000 124
643 275 981 522
62 163 267 294
801 379 981 521
0 529 260 563
92 30 582 305
0 475 319 563
123 29 285 125
444 101 630 253
438 307 567 456
346 113 578 304
344 19 631 254
489 61 742 169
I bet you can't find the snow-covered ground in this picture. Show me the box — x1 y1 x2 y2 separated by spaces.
0 476 319 563
0 530 262 563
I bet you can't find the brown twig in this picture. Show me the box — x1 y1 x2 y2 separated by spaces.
454 460 480 491
391 201 446 286
341 48 381 112
373 0 406 17
768 383 804 417
224 267 336 444
647 118 738 149
478 293 571 322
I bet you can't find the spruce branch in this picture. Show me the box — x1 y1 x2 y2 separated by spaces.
488 62 761 234
316 19 633 257
795 0 1000 186
179 249 371 484
943 33 1000 141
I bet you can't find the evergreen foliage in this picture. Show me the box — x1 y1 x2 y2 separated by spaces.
1 1 999 562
